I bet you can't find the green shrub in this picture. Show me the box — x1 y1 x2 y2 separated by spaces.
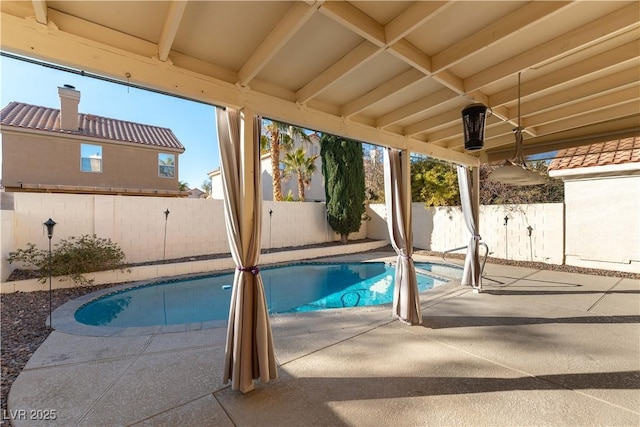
8 235 129 286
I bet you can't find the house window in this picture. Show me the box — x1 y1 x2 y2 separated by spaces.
81 144 102 172
158 153 175 178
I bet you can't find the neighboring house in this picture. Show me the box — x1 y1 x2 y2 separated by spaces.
0 85 186 196
209 131 325 202
187 187 207 199
548 137 640 273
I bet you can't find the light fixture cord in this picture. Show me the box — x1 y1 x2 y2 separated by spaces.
513 72 525 164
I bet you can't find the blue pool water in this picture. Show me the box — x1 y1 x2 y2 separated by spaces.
75 262 453 328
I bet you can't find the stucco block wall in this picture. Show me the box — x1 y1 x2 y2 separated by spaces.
264 201 325 248
366 203 564 265
1 193 367 281
478 204 564 264
564 176 640 273
0 194 15 284
4 190 635 281
107 196 229 262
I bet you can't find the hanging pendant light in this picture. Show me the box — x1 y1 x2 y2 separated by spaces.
488 73 546 186
462 103 490 150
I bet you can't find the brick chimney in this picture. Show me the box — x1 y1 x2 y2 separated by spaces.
58 84 81 131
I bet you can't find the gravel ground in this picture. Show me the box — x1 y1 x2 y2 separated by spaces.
2 245 638 423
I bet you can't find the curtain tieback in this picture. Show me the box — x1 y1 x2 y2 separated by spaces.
472 234 482 241
399 253 412 260
238 265 260 275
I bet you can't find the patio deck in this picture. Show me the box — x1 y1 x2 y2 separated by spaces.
7 252 640 426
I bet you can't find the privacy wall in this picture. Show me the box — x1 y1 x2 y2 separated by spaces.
367 203 565 265
3 193 635 282
0 193 365 281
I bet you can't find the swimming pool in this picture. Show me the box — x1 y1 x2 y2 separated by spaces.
74 262 453 328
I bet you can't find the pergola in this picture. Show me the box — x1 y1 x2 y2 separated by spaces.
3 0 639 392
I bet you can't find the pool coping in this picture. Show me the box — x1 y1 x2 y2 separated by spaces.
50 257 465 337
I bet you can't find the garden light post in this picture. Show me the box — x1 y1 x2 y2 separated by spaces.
268 209 273 249
44 218 56 328
503 215 509 260
163 209 170 261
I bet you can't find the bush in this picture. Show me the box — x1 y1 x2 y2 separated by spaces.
7 235 129 286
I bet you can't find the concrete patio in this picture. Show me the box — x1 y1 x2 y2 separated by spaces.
7 252 640 426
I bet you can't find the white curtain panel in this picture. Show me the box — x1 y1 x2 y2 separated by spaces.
456 165 482 289
216 107 277 392
384 148 422 325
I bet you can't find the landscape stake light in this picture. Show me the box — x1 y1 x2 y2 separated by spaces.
44 218 56 328
163 209 170 261
503 216 509 259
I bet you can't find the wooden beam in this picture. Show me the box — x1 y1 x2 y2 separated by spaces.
341 68 427 118
465 3 640 92
432 1 571 73
0 8 481 168
376 88 459 128
525 86 640 126
238 2 318 86
536 103 640 136
31 0 47 25
296 41 380 103
385 1 449 45
404 109 460 137
319 1 385 46
158 0 187 62
484 117 640 162
515 67 640 116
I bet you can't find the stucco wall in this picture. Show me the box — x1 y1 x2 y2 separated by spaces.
3 191 635 282
564 175 640 273
366 203 565 265
1 193 366 281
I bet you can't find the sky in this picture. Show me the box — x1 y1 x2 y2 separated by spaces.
1 54 218 190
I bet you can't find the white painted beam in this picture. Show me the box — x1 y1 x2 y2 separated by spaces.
319 1 385 46
524 86 640 126
31 0 47 25
238 2 318 86
158 0 187 62
444 119 514 150
536 103 640 136
408 140 480 167
484 116 640 162
432 1 571 73
515 67 640 116
376 88 459 128
384 1 449 45
341 68 427 118
319 0 483 117
387 39 432 75
404 109 461 137
296 41 381 104
1 12 479 167
465 3 640 92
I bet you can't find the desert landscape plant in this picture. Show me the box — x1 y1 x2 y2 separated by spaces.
7 234 129 286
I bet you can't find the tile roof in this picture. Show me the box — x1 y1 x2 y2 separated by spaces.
547 136 640 171
0 101 185 151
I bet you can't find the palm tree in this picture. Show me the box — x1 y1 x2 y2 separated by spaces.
262 120 311 201
283 148 319 201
